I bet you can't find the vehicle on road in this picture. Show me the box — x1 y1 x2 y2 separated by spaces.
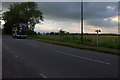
12 23 27 38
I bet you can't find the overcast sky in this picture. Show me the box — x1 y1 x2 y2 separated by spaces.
1 2 119 33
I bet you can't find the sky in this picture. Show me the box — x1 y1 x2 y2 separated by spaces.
0 2 119 34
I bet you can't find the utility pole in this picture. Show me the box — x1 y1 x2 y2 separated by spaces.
81 0 83 42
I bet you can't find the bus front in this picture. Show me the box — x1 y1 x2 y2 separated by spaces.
16 23 27 38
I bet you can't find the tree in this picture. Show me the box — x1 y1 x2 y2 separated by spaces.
50 32 55 35
59 29 66 37
38 32 41 35
2 2 43 34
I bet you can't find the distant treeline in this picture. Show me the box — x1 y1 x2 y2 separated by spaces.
33 30 119 36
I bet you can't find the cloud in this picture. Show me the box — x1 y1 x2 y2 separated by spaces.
2 2 15 11
37 2 80 20
83 2 118 28
84 2 117 19
85 17 118 27
110 16 118 22
2 2 118 33
37 2 118 28
35 19 80 33
35 2 118 33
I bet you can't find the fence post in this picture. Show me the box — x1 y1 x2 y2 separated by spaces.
92 37 94 45
97 32 99 45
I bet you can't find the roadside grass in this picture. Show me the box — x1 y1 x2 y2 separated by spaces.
28 35 119 56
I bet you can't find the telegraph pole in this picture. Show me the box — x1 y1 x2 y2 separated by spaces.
81 0 83 42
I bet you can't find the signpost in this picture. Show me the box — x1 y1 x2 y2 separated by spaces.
95 30 101 45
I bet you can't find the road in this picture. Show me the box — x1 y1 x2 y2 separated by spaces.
2 35 119 78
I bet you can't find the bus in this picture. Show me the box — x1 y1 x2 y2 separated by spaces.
12 23 27 38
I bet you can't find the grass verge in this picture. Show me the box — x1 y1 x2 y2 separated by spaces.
28 36 119 56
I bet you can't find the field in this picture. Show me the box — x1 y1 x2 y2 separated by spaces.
28 34 119 55
29 34 119 49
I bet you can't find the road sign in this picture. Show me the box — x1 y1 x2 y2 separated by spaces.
95 29 101 45
95 30 101 33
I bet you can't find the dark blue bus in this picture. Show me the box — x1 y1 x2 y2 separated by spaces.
12 23 27 38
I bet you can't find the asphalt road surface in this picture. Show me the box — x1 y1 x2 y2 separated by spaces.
2 35 119 78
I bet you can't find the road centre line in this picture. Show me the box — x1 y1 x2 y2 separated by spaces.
53 50 111 65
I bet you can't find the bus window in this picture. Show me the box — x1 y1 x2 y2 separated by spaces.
22 25 24 27
17 24 20 27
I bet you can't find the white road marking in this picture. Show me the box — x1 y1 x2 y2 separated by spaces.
3 44 19 59
39 73 47 78
53 50 111 65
